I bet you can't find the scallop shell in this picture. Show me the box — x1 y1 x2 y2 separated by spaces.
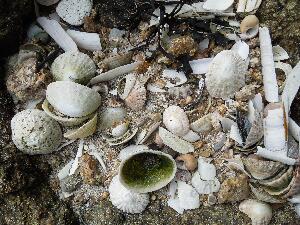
46 81 101 117
56 0 92 26
66 29 102 52
242 154 286 180
249 184 285 203
64 113 98 139
124 80 147 111
203 0 234 11
11 109 62 154
163 105 190 137
36 0 59 6
51 51 96 84
119 150 177 193
159 127 195 154
109 176 149 214
205 50 247 99
239 199 272 225
191 172 220 194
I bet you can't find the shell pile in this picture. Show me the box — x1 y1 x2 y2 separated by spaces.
4 0 300 223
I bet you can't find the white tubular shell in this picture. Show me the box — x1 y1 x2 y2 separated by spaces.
67 30 102 51
259 27 278 103
37 17 77 52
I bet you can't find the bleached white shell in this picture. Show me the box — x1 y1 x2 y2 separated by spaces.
111 121 129 137
51 51 96 84
205 50 247 99
56 0 92 26
118 145 149 161
272 45 289 61
203 0 234 11
159 127 194 154
239 199 272 225
191 172 220 194
67 30 102 51
46 81 101 117
109 176 149 214
198 158 216 181
177 181 200 210
231 40 249 60
163 105 190 136
189 58 212 74
190 114 213 133
162 69 187 88
99 107 127 130
105 128 138 146
181 130 201 142
36 0 59 6
11 109 62 154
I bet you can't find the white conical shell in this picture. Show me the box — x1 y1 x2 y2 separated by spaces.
51 51 96 84
56 0 92 26
67 29 102 52
109 176 149 214
11 109 62 154
239 199 272 225
205 50 247 99
163 105 190 136
203 0 234 11
36 0 59 6
46 81 101 117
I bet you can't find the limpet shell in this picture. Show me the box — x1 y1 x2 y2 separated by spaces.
11 109 62 154
51 51 96 84
46 81 101 118
119 150 177 193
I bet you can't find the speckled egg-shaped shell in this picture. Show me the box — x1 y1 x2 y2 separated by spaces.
163 105 190 136
46 81 101 117
205 50 247 99
109 176 149 214
51 51 96 84
11 109 62 154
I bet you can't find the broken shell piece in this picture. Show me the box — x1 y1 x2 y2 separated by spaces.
240 15 259 34
111 121 129 137
11 109 62 154
64 113 97 139
56 0 92 26
105 128 138 146
124 79 147 111
176 154 197 171
239 199 272 225
231 40 249 60
258 166 294 188
205 50 247 99
198 158 216 181
67 30 102 51
162 69 187 88
99 107 126 130
118 145 149 161
190 114 213 133
159 127 194 154
237 0 262 13
250 184 285 203
109 176 149 214
46 81 101 118
240 24 259 40
102 52 133 70
177 181 200 210
36 0 59 6
181 130 201 142
51 51 96 84
189 58 212 75
118 73 137 100
163 105 190 137
191 172 220 194
273 45 289 61
203 0 234 11
256 146 296 165
119 150 176 193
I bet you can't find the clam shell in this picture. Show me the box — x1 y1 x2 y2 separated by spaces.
163 105 190 137
36 0 59 6
239 199 272 225
51 51 96 84
56 0 92 26
105 128 138 146
250 184 285 203
203 0 234 11
119 150 177 193
64 113 98 139
46 81 101 117
205 50 247 99
67 30 102 52
159 127 195 154
99 107 126 130
109 176 149 214
11 109 62 154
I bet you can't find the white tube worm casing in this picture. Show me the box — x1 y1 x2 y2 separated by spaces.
259 27 279 102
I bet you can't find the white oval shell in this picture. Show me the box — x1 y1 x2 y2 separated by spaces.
11 109 62 154
163 105 190 136
205 50 247 99
109 176 149 214
51 51 96 84
56 0 92 26
203 0 234 11
46 81 101 117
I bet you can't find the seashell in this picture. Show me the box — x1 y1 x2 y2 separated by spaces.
275 62 292 82
198 158 216 181
191 172 220 194
237 0 262 13
283 166 300 198
250 184 285 203
64 113 97 139
159 127 194 154
162 69 187 88
259 27 279 103
176 154 197 171
242 154 286 180
163 105 190 137
111 121 129 137
109 176 149 214
167 197 184 214
118 73 137 100
51 51 96 84
205 50 247 99
203 0 234 11
118 145 149 161
119 150 176 193
37 17 77 52
190 114 213 133
124 79 147 111
99 107 126 130
231 40 249 60
177 181 200 210
56 0 92 26
66 30 102 52
102 52 133 70
181 130 201 142
46 81 101 117
168 85 192 99
147 83 166 93
105 128 138 146
256 146 297 165
11 109 62 154
212 132 227 150
36 0 59 6
89 61 142 84
27 24 49 42
42 99 92 126
239 199 272 225
240 24 259 40
240 15 259 34
258 166 293 188
189 58 212 74
272 45 289 61
244 110 263 148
